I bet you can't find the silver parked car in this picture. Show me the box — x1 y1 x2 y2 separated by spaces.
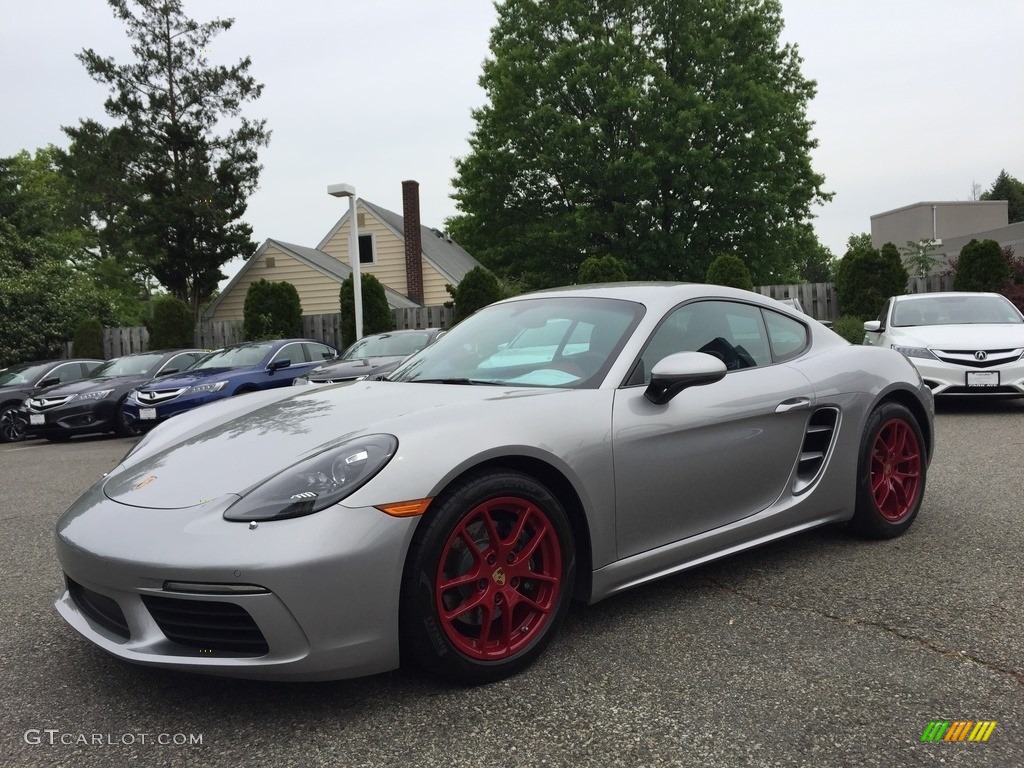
864 291 1024 397
54 284 934 684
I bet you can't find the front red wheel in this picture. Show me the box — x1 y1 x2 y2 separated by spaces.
852 402 927 538
401 471 575 684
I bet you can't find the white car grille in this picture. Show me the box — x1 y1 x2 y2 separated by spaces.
136 387 188 405
932 348 1024 368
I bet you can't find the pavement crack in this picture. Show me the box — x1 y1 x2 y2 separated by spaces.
706 578 1024 686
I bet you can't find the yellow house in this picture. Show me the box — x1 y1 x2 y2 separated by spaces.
204 180 482 322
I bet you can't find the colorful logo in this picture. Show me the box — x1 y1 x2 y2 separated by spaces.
920 720 997 742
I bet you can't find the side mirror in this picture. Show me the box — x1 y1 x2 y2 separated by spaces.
644 352 727 405
157 368 178 377
269 359 291 371
863 321 882 333
39 377 60 387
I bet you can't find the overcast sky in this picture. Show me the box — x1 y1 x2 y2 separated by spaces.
2 0 1021 285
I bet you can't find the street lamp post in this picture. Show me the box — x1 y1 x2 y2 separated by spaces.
327 182 362 341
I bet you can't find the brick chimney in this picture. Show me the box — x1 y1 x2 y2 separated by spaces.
402 180 425 305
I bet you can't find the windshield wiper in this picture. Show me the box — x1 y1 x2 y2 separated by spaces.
409 378 501 385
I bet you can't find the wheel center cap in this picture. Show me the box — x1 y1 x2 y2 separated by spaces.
884 463 892 475
491 567 506 586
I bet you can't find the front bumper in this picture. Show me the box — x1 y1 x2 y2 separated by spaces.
123 392 224 425
23 399 119 436
55 484 420 680
908 355 1024 396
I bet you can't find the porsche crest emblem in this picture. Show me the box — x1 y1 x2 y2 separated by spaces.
491 567 506 586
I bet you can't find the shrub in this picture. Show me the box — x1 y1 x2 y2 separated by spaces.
705 254 754 291
953 238 1010 292
831 315 866 345
147 295 194 349
446 266 503 323
242 279 303 341
72 318 104 359
339 273 392 346
834 235 908 319
578 255 629 284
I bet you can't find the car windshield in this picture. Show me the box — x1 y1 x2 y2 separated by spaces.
341 332 433 360
192 343 274 369
0 362 51 386
90 353 168 378
389 296 643 387
893 295 1024 326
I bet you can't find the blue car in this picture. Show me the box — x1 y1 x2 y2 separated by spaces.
123 339 337 429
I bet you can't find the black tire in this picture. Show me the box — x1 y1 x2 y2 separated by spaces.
850 401 927 539
400 469 576 685
0 405 27 443
114 399 145 437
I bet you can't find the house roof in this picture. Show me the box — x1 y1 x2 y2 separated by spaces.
315 199 481 284
203 238 419 319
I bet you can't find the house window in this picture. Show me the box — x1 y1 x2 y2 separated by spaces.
358 233 375 265
265 257 276 268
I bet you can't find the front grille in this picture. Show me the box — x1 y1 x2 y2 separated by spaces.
142 595 268 655
29 395 75 411
932 348 1023 368
67 577 130 640
136 388 187 405
939 385 1020 396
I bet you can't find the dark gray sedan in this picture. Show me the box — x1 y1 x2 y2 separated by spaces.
53 284 934 684
293 328 445 385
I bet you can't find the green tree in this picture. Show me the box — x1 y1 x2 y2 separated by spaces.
73 319 105 359
834 234 908 319
64 0 269 320
446 267 503 323
980 169 1024 223
242 280 302 341
448 0 830 288
147 295 195 348
705 254 754 291
578 255 629 284
953 239 1010 292
339 274 392 346
0 150 123 365
899 239 941 278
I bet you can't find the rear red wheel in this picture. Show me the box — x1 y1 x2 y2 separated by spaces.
401 470 575 684
851 402 927 538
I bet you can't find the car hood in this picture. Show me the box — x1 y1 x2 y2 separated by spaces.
32 374 148 398
139 367 245 390
102 381 566 509
892 324 1024 348
309 355 405 380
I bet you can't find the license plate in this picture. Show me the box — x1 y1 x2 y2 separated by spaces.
29 414 44 425
139 408 158 420
967 371 999 387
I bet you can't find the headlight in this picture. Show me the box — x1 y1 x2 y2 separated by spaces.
76 389 114 401
892 345 937 360
223 434 398 522
186 380 228 395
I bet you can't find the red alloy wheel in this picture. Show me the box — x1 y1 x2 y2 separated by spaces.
435 496 563 661
869 417 923 522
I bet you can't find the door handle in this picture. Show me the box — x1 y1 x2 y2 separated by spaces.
775 397 811 413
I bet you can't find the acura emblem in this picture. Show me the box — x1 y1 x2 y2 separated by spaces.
975 351 988 361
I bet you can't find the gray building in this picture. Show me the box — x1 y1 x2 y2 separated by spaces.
870 201 1024 272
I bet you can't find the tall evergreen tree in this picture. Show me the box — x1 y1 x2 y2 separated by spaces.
63 0 269 319
980 169 1024 223
448 0 830 288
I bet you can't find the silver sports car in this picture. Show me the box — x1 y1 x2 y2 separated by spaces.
54 284 934 684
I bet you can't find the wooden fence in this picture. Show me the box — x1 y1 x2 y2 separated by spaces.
754 275 955 321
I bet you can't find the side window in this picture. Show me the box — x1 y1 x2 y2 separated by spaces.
50 364 83 384
271 343 304 366
159 354 192 375
763 310 808 362
636 301 771 384
305 343 335 362
877 299 891 329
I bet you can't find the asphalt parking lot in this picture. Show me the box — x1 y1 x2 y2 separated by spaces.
1 400 1022 768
